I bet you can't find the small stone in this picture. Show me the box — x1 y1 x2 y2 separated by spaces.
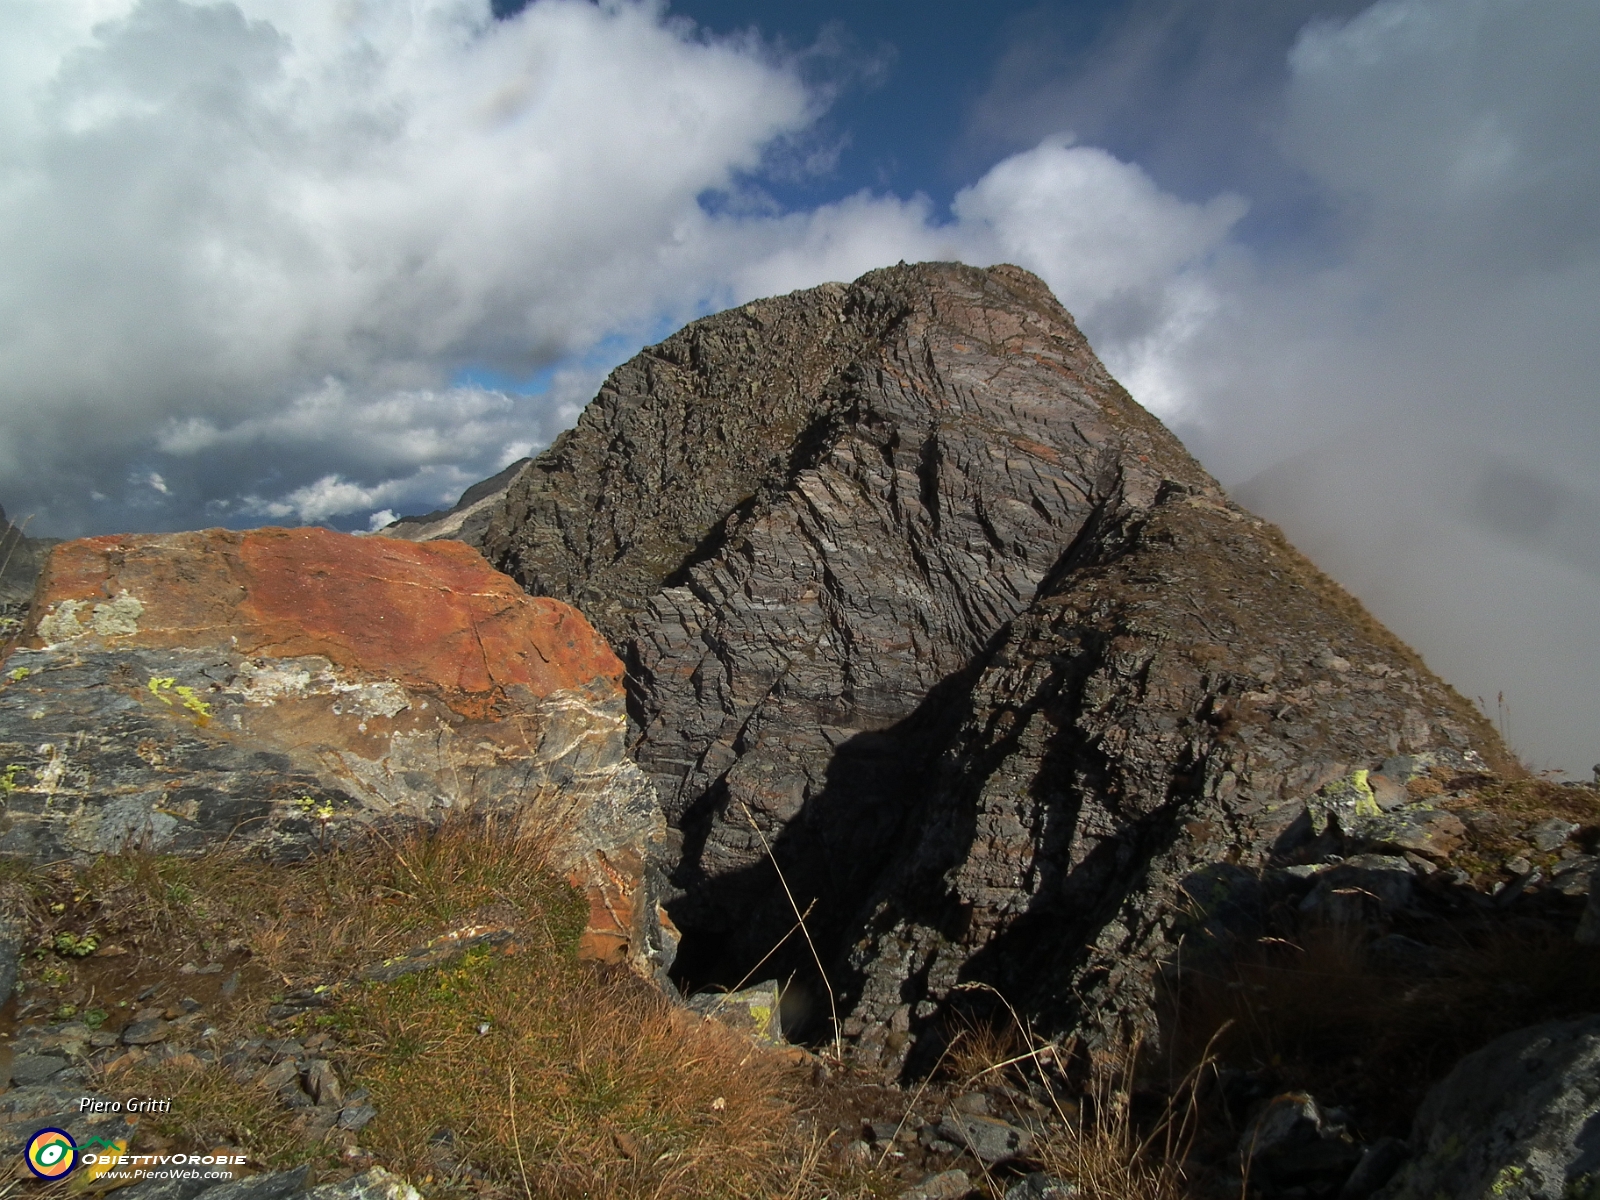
336 1104 378 1132
1005 1174 1078 1200
1506 856 1533 877
295 1166 421 1200
122 1019 170 1046
255 1059 300 1092
1526 818 1578 853
1338 1136 1407 1200
10 1053 68 1084
304 1058 343 1107
90 1031 119 1048
684 980 785 1045
952 1091 990 1115
841 1138 874 1166
938 1111 1032 1163
220 970 240 997
899 1169 971 1200
1240 1092 1322 1165
867 1120 900 1144
1299 857 1413 924
197 1165 311 1200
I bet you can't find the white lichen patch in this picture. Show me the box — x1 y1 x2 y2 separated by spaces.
34 592 144 645
91 591 143 636
231 657 410 718
34 599 86 644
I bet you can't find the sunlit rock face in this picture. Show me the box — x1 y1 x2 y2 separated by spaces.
427 262 1509 1063
0 527 672 972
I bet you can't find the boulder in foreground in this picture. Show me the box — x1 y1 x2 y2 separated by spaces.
0 527 671 970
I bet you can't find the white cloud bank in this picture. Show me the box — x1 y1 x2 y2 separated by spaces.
1144 0 1600 773
0 0 1239 533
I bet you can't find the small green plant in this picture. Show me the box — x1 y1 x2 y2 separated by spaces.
83 1008 109 1029
6 666 29 683
52 931 99 957
0 763 25 795
38 964 69 988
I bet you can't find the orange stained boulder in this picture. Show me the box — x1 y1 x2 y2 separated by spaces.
27 526 622 703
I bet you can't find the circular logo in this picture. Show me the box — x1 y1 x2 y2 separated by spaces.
26 1128 77 1179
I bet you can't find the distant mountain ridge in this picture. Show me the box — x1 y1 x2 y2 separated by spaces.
0 503 59 622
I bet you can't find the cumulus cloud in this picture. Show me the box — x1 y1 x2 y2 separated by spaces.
0 0 1240 539
0 0 816 531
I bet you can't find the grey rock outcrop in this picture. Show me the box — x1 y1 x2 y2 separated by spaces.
1375 1015 1600 1200
460 262 1505 1061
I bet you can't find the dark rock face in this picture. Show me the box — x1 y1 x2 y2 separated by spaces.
468 262 1505 1062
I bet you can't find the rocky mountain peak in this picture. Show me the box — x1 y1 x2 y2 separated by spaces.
423 261 1506 1064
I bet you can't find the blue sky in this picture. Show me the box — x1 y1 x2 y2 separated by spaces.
1 0 1597 769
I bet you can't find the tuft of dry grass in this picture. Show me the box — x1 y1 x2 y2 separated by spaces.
936 988 1202 1200
348 948 798 1199
1030 1057 1198 1200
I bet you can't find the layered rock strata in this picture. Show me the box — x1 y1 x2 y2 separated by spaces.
448 261 1503 1062
0 527 671 971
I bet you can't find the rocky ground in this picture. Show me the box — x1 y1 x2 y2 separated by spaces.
0 762 1593 1199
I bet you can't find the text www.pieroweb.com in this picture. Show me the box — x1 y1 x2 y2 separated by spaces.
85 1152 247 1182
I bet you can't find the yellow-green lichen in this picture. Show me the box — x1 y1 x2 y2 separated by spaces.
148 677 212 724
1308 768 1382 833
1490 1165 1526 1196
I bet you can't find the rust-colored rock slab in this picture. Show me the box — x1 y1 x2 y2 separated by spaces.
3 528 669 977
27 528 621 706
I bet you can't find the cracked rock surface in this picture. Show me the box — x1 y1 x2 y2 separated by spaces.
450 262 1505 1062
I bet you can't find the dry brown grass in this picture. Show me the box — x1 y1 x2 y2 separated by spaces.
936 988 1202 1200
15 821 893 1199
1030 1058 1199 1200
